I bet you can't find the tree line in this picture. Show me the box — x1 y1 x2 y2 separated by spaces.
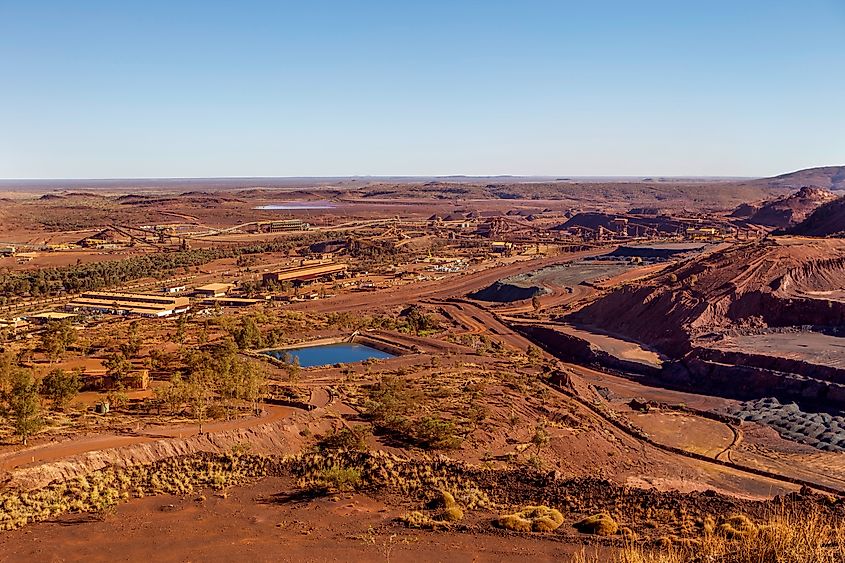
154 341 267 432
0 241 301 301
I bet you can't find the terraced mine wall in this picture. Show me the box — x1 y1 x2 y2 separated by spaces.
727 292 845 330
664 357 845 411
695 346 845 386
515 325 661 378
515 324 845 411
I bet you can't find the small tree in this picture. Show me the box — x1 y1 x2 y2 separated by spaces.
120 320 143 358
232 316 264 350
184 362 214 434
240 359 267 414
175 314 188 344
531 423 551 455
40 320 77 363
40 367 81 409
287 356 301 382
10 369 43 445
104 351 132 389
0 350 14 400
531 295 541 312
155 374 188 415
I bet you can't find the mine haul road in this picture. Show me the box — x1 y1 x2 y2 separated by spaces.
441 293 845 497
287 247 611 314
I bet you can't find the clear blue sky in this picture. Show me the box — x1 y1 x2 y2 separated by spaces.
1 0 843 179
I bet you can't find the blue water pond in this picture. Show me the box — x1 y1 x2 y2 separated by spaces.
264 342 393 368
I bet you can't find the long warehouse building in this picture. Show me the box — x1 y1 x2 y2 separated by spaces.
262 262 348 285
65 291 191 317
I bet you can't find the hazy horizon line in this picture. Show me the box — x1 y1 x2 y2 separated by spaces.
0 174 760 183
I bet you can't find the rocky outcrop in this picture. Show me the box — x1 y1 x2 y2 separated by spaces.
737 187 837 229
775 256 845 293
729 202 759 219
787 196 845 237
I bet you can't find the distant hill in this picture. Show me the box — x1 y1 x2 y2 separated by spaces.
749 166 845 190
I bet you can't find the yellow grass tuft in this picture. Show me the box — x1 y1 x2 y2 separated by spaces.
573 506 845 563
495 505 564 533
400 511 434 528
717 514 756 538
437 505 464 523
574 512 619 536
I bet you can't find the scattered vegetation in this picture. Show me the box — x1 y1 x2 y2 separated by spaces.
306 467 363 493
574 507 845 563
154 344 268 426
0 451 271 531
39 320 77 362
291 450 490 510
363 376 463 450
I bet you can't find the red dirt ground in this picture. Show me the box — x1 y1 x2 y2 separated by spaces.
0 477 606 562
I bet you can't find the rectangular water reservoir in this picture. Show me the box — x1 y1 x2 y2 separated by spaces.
264 342 394 368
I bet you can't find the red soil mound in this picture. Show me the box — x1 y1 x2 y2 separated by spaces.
738 187 837 228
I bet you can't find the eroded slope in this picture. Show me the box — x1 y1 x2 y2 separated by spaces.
568 238 845 354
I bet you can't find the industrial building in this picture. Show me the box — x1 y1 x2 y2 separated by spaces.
193 283 235 297
0 317 27 332
65 292 190 317
252 219 311 233
490 241 514 253
685 226 719 240
26 311 80 325
262 262 348 286
200 296 264 307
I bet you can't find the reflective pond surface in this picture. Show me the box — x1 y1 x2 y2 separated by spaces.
264 342 393 367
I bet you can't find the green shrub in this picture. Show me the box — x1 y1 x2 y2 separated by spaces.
496 513 533 532
428 489 457 509
416 416 462 450
309 467 362 492
317 426 370 451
